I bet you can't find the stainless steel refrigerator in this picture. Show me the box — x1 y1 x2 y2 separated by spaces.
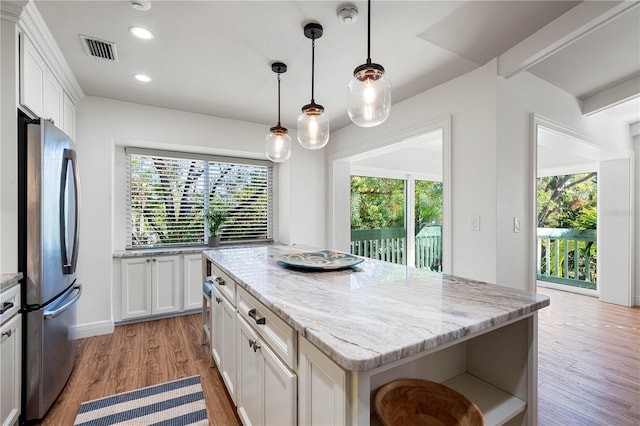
18 111 82 422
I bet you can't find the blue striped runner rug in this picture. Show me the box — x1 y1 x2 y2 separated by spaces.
73 375 208 425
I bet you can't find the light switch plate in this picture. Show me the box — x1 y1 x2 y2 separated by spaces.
514 217 520 233
472 215 480 231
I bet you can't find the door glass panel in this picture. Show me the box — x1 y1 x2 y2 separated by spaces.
350 176 406 265
414 180 443 271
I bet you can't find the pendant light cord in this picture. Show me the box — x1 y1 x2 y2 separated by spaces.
311 37 316 103
277 73 282 126
367 0 371 64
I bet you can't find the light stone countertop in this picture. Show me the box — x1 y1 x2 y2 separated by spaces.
1 272 22 292
204 245 550 371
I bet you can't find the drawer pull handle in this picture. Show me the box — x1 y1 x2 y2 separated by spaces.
0 302 14 314
214 277 225 286
248 339 261 352
248 308 265 325
1 329 11 338
215 297 222 304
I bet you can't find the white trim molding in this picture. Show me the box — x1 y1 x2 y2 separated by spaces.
18 1 83 102
71 319 115 340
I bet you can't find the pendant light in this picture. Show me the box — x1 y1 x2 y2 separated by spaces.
347 0 391 127
265 62 292 163
297 23 330 150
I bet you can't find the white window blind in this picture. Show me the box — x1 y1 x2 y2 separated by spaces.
126 148 273 248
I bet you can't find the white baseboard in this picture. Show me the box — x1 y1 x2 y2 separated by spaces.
634 294 640 307
72 319 115 340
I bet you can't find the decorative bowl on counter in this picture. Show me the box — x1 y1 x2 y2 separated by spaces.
274 250 364 270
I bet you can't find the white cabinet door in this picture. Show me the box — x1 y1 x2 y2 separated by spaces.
20 34 45 117
183 254 204 311
237 316 296 426
151 255 180 315
298 336 348 426
220 290 237 403
0 314 22 426
263 335 296 426
43 71 63 127
62 93 75 140
237 316 262 426
211 286 224 368
121 257 152 320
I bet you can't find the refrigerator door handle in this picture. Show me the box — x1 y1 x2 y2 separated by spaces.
44 284 82 320
60 148 80 275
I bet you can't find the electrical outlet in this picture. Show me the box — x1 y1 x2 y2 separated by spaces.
514 217 520 233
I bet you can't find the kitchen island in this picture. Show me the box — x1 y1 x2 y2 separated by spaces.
203 245 549 426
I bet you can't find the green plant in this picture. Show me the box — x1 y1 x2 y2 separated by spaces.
205 208 229 236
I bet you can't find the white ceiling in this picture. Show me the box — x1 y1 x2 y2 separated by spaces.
32 0 639 134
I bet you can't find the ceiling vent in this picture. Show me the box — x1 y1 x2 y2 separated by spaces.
80 35 119 62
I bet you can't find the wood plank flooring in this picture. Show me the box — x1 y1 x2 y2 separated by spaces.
38 314 241 426
37 289 639 425
537 287 640 426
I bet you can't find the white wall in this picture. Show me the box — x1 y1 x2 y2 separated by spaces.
634 133 640 306
0 12 20 273
329 61 498 283
496 71 634 293
75 96 325 331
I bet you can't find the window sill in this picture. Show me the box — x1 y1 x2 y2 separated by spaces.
113 240 274 258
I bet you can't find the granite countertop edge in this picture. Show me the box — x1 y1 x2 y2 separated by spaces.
1 273 23 292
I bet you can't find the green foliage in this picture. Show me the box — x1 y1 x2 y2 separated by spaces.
537 173 597 229
415 181 443 231
205 208 229 236
350 176 405 229
350 176 442 234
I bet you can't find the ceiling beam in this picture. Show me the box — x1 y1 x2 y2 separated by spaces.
581 77 640 116
498 1 639 78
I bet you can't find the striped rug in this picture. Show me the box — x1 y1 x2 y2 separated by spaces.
73 375 208 426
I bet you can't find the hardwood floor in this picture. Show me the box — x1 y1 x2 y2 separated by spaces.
38 314 241 426
38 289 639 425
537 287 640 426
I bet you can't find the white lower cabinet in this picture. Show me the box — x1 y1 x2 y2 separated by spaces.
120 255 180 320
183 254 204 311
1 312 22 426
298 336 348 426
237 316 296 426
211 285 237 403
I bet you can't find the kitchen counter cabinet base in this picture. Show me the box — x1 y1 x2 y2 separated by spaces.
203 247 547 426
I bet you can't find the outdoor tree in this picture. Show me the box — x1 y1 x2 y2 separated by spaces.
537 172 597 229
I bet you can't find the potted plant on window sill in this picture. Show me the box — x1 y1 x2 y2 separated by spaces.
205 208 229 247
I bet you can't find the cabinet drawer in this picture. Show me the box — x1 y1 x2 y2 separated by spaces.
237 286 296 369
209 265 236 306
1 284 21 325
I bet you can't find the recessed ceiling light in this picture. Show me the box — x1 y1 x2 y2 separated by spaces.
133 73 151 82
129 26 154 40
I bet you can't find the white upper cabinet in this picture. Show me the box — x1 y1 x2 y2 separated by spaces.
19 32 76 138
20 34 45 118
43 69 63 126
62 92 75 141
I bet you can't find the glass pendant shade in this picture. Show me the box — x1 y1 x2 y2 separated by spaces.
297 105 330 150
298 23 329 150
347 64 391 127
265 62 291 163
347 0 391 127
265 126 291 163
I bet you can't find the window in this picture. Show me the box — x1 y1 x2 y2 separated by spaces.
350 175 442 271
126 147 273 248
